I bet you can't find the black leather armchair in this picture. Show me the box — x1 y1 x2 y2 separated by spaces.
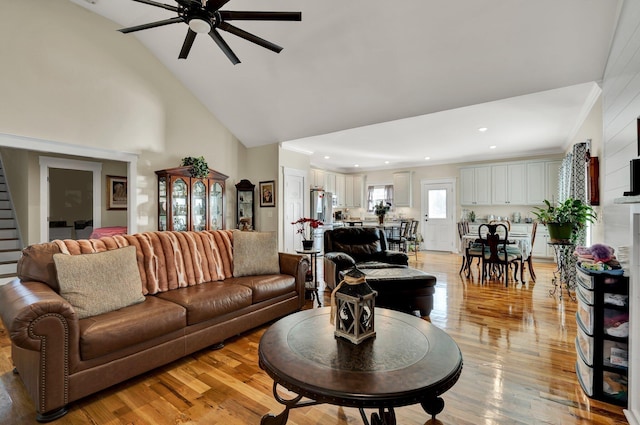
323 227 409 289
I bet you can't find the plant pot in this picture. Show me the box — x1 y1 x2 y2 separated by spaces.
547 222 572 243
378 215 385 225
302 240 314 250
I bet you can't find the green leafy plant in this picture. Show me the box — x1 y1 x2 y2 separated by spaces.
531 198 597 233
181 156 209 179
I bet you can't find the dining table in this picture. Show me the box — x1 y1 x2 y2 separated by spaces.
461 231 532 277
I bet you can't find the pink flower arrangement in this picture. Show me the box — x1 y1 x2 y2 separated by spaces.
291 217 323 240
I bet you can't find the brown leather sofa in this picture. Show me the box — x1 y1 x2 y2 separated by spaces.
0 230 308 422
323 227 409 289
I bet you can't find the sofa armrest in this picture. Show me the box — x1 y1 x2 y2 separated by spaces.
324 252 356 268
376 251 410 265
323 252 357 290
0 280 80 415
0 280 79 351
278 252 309 307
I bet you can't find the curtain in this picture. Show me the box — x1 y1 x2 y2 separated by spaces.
557 141 590 287
384 185 394 207
367 186 374 211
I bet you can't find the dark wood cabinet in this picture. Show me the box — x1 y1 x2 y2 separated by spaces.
155 166 228 231
235 179 255 230
575 267 629 406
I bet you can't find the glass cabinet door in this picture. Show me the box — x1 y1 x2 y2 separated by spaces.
172 178 188 231
159 177 167 231
235 179 255 231
210 182 223 230
192 180 207 231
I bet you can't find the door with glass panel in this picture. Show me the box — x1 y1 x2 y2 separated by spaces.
421 181 455 252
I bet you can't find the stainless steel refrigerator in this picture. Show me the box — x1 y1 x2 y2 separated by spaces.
310 189 333 224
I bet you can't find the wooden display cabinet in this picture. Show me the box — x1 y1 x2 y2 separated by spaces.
235 179 255 231
156 166 228 231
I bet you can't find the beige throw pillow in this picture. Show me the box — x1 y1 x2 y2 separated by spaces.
233 230 280 277
53 246 145 319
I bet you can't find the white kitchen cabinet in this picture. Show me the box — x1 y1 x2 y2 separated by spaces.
546 160 561 203
492 163 527 205
527 160 562 205
335 173 346 207
393 171 413 207
460 166 491 205
310 168 325 189
345 174 363 208
325 172 336 194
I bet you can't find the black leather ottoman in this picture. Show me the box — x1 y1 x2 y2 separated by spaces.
341 267 437 317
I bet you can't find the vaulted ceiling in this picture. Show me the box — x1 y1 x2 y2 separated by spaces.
70 0 620 171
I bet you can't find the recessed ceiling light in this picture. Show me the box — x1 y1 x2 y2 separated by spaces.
354 164 360 167
324 156 330 159
489 145 497 149
424 156 431 160
384 161 390 164
478 127 488 132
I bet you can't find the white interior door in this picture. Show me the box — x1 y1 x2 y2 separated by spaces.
283 168 305 253
421 180 455 252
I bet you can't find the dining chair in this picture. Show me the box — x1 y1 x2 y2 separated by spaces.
478 223 522 286
525 221 538 281
388 221 409 252
405 220 419 260
457 221 468 273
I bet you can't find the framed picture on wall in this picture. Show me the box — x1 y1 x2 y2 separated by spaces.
259 180 275 207
107 175 127 210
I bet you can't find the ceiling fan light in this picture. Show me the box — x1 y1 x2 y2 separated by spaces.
189 18 211 34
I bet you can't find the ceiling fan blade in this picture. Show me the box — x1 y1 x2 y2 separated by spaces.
204 0 232 12
128 0 178 12
179 29 197 59
209 29 240 65
218 22 282 53
118 17 183 34
219 11 302 21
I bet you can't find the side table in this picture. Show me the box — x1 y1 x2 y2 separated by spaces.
548 241 576 301
296 249 321 307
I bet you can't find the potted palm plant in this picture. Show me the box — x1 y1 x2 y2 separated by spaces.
531 198 597 243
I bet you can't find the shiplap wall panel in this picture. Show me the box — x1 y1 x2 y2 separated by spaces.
602 2 640 423
603 0 640 249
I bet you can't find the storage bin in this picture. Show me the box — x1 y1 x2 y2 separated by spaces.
576 267 594 290
602 371 628 401
603 340 628 369
576 358 593 396
576 290 594 335
576 328 593 366
577 280 594 305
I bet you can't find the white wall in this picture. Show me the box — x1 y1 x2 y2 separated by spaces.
602 0 640 248
0 0 246 236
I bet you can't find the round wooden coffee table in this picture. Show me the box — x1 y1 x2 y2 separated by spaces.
259 307 463 425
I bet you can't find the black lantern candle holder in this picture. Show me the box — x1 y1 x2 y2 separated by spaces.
332 267 377 344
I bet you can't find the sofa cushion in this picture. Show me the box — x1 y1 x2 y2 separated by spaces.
232 231 280 277
229 275 296 303
79 296 186 361
156 281 252 325
53 246 145 319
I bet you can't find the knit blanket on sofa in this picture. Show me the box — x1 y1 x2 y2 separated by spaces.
52 230 234 295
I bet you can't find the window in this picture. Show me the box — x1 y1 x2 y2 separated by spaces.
428 189 447 219
367 185 394 212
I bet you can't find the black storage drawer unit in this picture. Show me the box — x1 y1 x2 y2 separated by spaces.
574 267 628 406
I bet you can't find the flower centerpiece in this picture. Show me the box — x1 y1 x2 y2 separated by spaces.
374 201 391 225
292 217 323 250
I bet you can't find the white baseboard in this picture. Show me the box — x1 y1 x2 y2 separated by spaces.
625 409 639 425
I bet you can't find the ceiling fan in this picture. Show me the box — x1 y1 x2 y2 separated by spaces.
118 0 301 64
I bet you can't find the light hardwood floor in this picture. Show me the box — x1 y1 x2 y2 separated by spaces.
0 252 629 424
